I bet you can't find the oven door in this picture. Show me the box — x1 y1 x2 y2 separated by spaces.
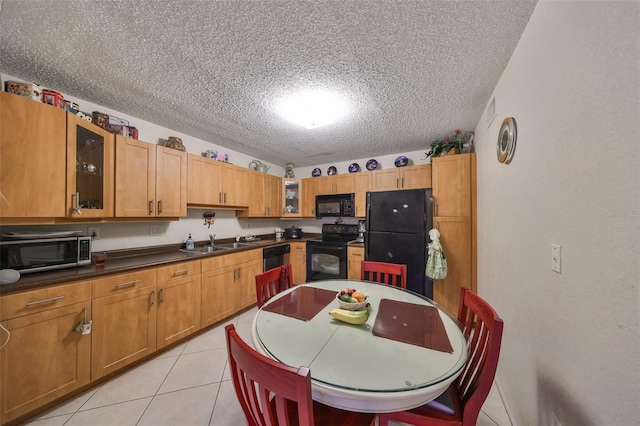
306 241 347 282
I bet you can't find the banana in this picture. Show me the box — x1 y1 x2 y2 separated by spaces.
329 304 371 325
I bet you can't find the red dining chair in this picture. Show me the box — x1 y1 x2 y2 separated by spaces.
361 261 407 289
225 324 376 426
255 264 293 308
378 288 504 426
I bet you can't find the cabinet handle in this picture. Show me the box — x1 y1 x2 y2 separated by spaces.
219 192 223 203
158 200 163 213
159 288 165 303
233 269 237 280
237 268 241 279
173 269 189 276
223 193 227 204
149 200 154 214
116 280 140 289
434 201 438 216
396 178 399 189
150 290 156 306
401 178 405 188
26 295 64 306
72 192 82 215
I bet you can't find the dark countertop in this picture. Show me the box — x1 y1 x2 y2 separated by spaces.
0 235 320 295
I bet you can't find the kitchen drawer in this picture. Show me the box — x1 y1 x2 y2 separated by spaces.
156 260 201 282
201 249 261 272
92 269 157 299
348 246 364 257
0 280 91 321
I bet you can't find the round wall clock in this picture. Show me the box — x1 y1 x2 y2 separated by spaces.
497 117 517 164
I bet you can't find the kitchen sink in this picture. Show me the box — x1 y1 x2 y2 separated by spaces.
179 245 231 255
214 242 255 249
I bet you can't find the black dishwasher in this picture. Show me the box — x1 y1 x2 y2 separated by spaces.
263 244 290 271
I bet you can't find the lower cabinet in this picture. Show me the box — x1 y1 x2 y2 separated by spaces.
201 249 262 328
0 281 92 425
156 261 202 349
91 269 157 380
347 246 364 280
291 242 307 284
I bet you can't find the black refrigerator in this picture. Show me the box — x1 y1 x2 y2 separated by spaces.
365 189 433 298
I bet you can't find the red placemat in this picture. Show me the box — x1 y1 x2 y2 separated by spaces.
372 298 453 353
261 287 337 321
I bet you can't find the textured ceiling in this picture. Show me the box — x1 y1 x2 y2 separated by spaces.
0 0 536 167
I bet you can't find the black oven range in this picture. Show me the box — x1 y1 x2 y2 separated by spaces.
306 223 359 282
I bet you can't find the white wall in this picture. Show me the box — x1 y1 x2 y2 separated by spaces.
473 2 639 425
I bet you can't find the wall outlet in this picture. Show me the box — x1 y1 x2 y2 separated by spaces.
551 244 562 273
88 227 100 240
150 225 163 236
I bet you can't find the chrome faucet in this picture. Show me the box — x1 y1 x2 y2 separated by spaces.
209 234 216 246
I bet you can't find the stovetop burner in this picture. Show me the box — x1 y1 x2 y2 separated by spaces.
318 223 359 243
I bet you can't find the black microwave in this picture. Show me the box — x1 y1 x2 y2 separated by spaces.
316 193 355 218
0 236 92 274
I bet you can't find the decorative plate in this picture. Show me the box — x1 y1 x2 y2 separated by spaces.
327 166 337 176
366 159 378 171
394 156 408 167
497 117 517 164
311 168 321 177
348 163 360 173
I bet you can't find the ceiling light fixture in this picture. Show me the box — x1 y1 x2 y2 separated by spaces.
277 91 349 130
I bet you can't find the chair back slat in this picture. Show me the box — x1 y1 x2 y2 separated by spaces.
454 288 504 422
256 264 293 308
361 261 407 289
225 324 315 426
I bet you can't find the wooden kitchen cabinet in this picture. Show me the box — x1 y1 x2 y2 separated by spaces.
238 171 281 217
314 174 354 195
347 246 364 280
370 164 431 192
0 281 91 424
291 242 307 284
115 137 187 218
187 154 248 208
201 249 262 327
353 173 370 218
66 113 115 219
282 178 302 217
91 269 157 380
0 93 67 220
156 260 201 349
431 153 476 313
301 178 316 217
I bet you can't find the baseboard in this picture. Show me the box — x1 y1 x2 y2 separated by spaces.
494 379 517 426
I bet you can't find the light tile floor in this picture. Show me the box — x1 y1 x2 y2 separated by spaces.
24 306 511 426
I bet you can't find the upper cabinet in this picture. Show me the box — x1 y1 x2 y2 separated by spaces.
353 173 370 218
115 137 186 218
315 174 354 195
0 92 67 220
187 154 248 208
301 178 316 218
282 178 301 217
370 164 431 192
432 156 471 217
238 170 281 218
66 114 115 219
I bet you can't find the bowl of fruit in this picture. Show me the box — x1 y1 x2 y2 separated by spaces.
336 288 369 311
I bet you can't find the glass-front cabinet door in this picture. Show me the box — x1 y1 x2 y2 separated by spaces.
66 114 115 218
282 178 301 217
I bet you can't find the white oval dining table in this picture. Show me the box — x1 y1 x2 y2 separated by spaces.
251 279 469 413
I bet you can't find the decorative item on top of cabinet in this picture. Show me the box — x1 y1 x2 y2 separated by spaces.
285 162 295 178
162 136 186 152
424 130 468 159
0 281 92 424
